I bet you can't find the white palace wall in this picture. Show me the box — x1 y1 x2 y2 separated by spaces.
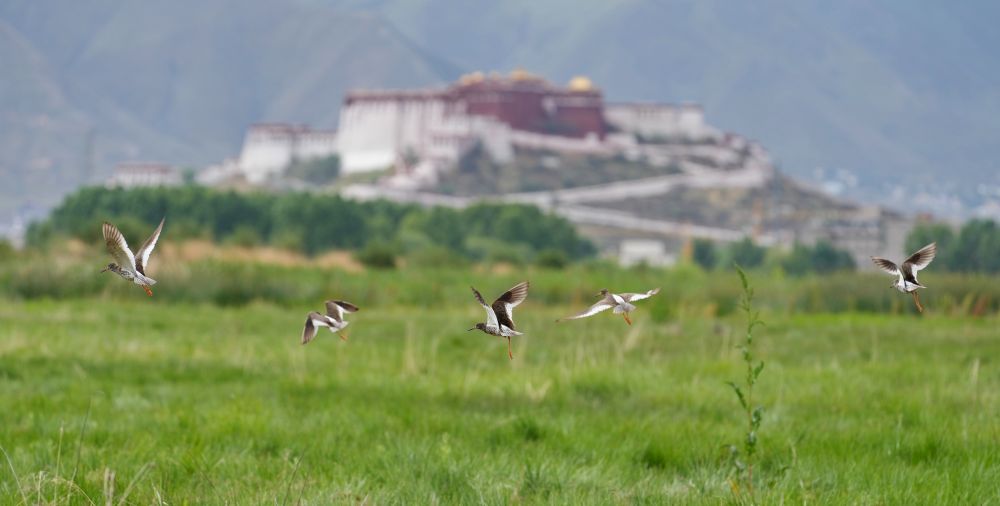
336 97 448 174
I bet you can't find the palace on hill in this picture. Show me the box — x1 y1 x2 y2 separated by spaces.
217 70 718 184
192 70 910 268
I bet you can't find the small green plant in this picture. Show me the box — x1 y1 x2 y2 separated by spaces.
727 264 766 496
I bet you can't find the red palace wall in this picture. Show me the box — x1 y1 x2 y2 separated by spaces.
450 80 606 139
342 75 608 139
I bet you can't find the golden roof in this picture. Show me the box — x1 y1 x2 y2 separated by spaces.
568 76 594 91
510 68 538 81
458 71 485 85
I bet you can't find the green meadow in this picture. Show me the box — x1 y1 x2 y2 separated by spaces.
1 255 999 504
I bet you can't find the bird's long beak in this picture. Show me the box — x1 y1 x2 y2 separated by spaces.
467 327 476 331
100 267 109 273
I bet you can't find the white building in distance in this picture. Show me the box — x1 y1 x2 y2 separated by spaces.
106 162 182 188
237 123 338 183
225 71 725 183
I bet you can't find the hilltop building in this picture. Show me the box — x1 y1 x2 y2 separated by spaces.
217 70 912 266
106 162 182 188
230 70 720 182
236 124 337 183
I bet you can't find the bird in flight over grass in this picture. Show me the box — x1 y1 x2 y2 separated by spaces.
101 218 165 297
557 288 660 325
302 300 360 344
469 281 529 360
871 242 936 313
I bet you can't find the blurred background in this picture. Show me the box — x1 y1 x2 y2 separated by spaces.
3 2 1000 503
1 0 998 273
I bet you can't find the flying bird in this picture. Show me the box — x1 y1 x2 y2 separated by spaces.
302 300 360 345
469 281 529 360
871 242 936 313
557 288 660 325
100 218 165 296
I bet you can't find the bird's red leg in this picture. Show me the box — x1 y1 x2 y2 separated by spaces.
339 331 349 341
507 337 513 360
912 291 924 313
622 312 632 325
142 285 153 297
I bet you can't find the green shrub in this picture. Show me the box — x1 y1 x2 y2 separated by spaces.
535 249 569 269
0 239 15 262
355 242 397 269
692 239 718 270
224 225 263 247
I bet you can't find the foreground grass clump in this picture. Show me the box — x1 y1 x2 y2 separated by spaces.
1 291 999 503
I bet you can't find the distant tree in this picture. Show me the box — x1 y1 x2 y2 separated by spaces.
692 239 718 270
33 186 596 262
181 167 198 185
25 222 55 249
355 241 397 269
727 237 766 269
535 248 569 269
0 239 15 262
951 219 1000 273
905 222 955 269
287 155 340 184
781 240 855 276
224 225 263 247
810 240 856 272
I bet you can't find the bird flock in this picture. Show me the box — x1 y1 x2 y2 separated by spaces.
100 218 938 359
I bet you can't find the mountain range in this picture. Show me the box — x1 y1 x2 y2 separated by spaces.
2 0 998 223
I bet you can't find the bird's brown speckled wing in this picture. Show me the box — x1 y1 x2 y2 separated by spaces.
103 222 136 271
871 257 899 276
135 217 165 275
492 281 529 330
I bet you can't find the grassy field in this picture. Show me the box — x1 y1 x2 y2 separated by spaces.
1 265 999 504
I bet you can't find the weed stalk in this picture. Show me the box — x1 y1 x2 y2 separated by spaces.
727 264 765 496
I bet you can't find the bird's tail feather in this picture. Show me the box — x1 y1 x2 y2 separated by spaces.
613 303 636 314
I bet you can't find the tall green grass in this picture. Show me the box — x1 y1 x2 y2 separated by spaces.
1 296 998 503
1 251 997 316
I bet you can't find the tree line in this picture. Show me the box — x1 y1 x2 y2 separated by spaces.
27 186 595 265
691 238 855 275
691 218 1000 275
905 219 1000 273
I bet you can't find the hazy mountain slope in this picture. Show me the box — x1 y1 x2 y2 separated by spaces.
378 0 1000 192
0 20 93 220
0 0 456 222
2 0 998 224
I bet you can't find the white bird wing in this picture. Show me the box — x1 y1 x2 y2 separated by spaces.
325 300 359 322
903 242 936 273
302 312 334 344
471 286 499 328
622 288 660 302
103 222 136 271
558 300 615 321
871 257 900 276
134 217 165 275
